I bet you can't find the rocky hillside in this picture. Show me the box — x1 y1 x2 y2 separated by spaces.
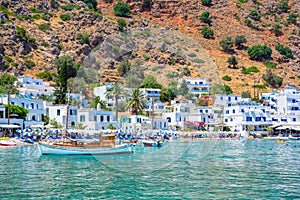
0 0 299 95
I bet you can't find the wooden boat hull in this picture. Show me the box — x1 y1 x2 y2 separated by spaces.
38 142 134 155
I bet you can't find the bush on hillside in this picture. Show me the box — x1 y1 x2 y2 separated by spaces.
275 44 293 59
248 45 272 61
113 1 130 17
201 27 214 38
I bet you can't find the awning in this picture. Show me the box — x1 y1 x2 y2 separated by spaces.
31 124 44 128
0 124 20 128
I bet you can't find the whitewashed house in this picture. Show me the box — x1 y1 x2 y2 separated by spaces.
0 94 44 128
46 104 78 128
179 78 209 97
223 101 272 136
0 104 24 127
120 115 168 133
17 76 54 97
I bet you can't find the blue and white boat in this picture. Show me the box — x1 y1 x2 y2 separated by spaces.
38 134 134 155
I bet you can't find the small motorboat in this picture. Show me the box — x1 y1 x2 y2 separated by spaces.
0 140 17 146
142 140 164 147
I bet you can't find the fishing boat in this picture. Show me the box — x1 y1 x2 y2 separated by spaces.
38 134 134 155
0 139 17 146
142 140 164 147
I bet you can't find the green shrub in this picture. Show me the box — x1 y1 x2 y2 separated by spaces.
239 0 248 3
3 56 13 63
248 45 272 61
143 0 151 9
11 62 19 67
277 1 289 13
117 18 126 32
219 37 234 52
32 14 41 20
201 27 214 38
241 91 251 98
234 35 247 49
222 75 232 81
200 11 211 25
201 0 212 6
249 10 260 21
38 23 50 31
41 41 50 47
24 60 36 68
275 44 293 59
193 58 205 64
36 70 54 81
60 14 71 21
273 24 282 36
57 44 64 50
77 33 90 44
264 61 276 69
287 13 298 24
80 0 98 10
113 1 130 17
183 67 191 76
61 4 81 11
242 66 260 74
142 54 150 60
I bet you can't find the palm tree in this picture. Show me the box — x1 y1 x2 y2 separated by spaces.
266 126 273 136
247 125 253 137
105 82 126 121
126 88 147 115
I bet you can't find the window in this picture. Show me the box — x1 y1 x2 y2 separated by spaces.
225 118 228 122
32 115 36 121
228 97 231 101
200 110 203 113
231 118 233 122
21 103 25 107
94 116 97 121
225 110 229 114
241 109 244 113
57 109 60 116
0 111 3 118
220 97 223 100
107 116 110 122
235 97 238 100
293 118 296 122
100 116 104 122
80 115 85 122
255 117 261 121
246 117 252 122
205 110 208 113
31 103 34 109
232 109 235 114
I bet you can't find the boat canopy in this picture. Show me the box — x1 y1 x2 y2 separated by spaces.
0 124 20 128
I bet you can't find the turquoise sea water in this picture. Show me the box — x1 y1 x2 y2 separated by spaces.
0 140 299 199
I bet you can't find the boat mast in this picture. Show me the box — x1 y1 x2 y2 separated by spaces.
7 85 10 125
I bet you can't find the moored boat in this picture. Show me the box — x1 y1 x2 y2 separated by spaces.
142 140 164 147
0 140 17 146
38 134 134 155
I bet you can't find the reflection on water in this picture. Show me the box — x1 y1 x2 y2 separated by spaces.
0 140 299 199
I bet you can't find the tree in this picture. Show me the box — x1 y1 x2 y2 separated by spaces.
118 59 131 76
262 69 283 88
227 56 238 68
266 126 273 136
142 0 151 10
4 104 28 119
117 18 126 32
249 10 260 21
113 1 131 17
201 27 214 38
91 96 101 109
219 37 234 52
201 0 212 6
247 125 253 136
50 119 63 128
200 11 211 25
0 74 18 94
126 88 147 115
67 77 87 95
234 35 247 49
277 1 289 13
178 79 189 96
247 45 272 61
105 82 127 121
107 124 116 130
140 75 162 89
241 91 251 98
209 84 232 95
54 56 77 104
74 123 87 130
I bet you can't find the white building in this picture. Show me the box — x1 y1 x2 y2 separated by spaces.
78 108 119 130
120 115 168 133
260 86 300 125
17 76 54 97
0 104 24 127
46 104 78 128
223 101 272 136
214 94 243 107
179 78 209 97
0 94 44 128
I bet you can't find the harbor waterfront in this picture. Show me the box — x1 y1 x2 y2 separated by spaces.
0 140 299 199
